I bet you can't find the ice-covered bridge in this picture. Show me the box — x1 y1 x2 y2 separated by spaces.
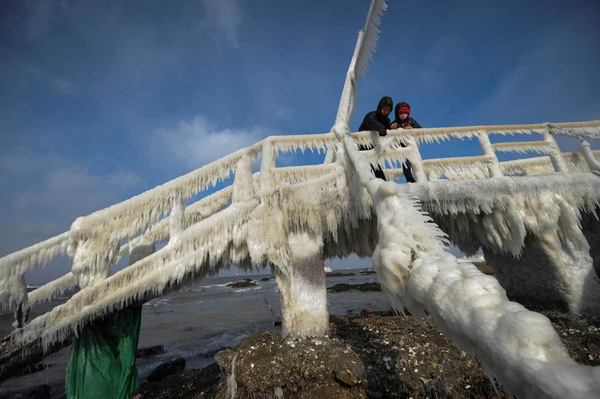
2 1 600 398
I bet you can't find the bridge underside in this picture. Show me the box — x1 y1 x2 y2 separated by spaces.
410 172 600 315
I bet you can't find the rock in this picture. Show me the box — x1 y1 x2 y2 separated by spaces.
226 278 257 288
328 283 381 293
132 363 220 398
360 269 377 275
334 368 360 387
136 345 165 358
260 277 273 282
146 358 186 383
325 272 355 278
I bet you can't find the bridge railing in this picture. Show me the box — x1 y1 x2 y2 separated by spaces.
0 132 342 330
1 120 599 349
350 120 600 182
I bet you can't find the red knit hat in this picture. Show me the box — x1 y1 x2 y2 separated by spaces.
398 106 410 115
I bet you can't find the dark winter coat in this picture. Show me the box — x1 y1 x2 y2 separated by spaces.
358 96 394 133
357 96 394 180
392 102 420 183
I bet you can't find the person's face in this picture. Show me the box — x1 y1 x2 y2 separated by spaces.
399 112 409 120
380 106 392 117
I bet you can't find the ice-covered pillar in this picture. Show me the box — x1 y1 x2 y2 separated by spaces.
580 140 600 176
168 195 186 245
542 128 568 173
477 130 503 178
259 139 276 191
233 156 254 203
275 231 329 339
404 134 427 182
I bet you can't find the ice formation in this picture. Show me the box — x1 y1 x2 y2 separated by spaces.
2 0 600 397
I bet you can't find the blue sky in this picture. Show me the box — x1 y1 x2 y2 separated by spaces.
1 0 599 282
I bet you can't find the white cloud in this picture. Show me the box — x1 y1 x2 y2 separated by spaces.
151 114 269 168
200 0 242 48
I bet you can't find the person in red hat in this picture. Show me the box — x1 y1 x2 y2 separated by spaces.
391 102 421 130
390 102 421 182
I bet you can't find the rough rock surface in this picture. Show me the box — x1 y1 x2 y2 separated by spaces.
147 358 186 383
132 309 600 398
328 283 381 293
326 272 356 277
226 279 257 289
137 345 166 358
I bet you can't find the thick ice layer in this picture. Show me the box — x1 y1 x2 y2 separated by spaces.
344 130 600 397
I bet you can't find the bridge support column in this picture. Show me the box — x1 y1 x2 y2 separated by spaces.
275 232 329 339
483 221 600 316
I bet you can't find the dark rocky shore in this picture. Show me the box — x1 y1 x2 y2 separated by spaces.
132 307 600 399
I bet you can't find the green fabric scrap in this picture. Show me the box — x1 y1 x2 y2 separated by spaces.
66 305 142 399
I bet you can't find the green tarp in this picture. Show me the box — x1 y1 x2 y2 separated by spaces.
66 305 142 399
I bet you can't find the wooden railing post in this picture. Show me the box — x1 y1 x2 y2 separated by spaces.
477 130 503 178
542 127 568 173
233 156 255 203
404 133 427 182
169 195 186 245
259 139 276 193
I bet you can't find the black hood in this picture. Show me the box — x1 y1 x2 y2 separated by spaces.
376 96 394 113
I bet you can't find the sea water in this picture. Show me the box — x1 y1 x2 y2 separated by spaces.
0 268 389 398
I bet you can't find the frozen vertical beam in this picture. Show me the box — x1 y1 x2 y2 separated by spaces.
580 141 600 176
477 130 503 178
233 156 255 203
404 134 427 182
542 128 568 173
257 141 329 338
276 232 329 339
169 195 186 245
259 139 275 193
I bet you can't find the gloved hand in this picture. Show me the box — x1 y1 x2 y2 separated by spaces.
378 128 387 137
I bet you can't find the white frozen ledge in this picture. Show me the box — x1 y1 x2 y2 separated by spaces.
405 172 600 215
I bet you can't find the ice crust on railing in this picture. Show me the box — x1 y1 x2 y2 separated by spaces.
493 141 552 154
270 133 334 155
0 233 69 308
275 164 339 184
26 273 77 309
11 200 260 351
500 152 594 176
70 143 262 245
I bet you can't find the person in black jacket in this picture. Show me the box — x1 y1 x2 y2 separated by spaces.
359 96 394 137
358 96 394 180
391 102 420 183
